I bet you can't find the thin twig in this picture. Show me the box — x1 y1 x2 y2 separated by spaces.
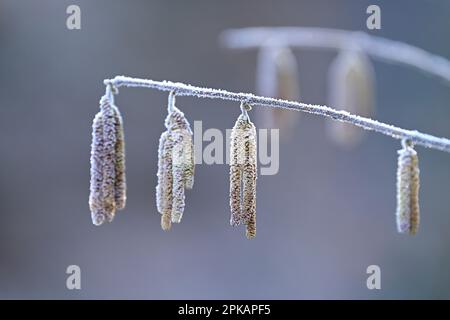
220 27 450 85
104 76 450 153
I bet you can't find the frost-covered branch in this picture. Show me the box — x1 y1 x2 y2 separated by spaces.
220 27 450 85
104 76 450 153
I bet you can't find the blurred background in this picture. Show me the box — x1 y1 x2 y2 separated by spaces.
0 0 449 299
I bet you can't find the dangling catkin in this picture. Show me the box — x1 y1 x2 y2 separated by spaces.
243 137 257 239
183 133 195 190
256 45 300 136
326 49 375 147
160 134 174 231
230 117 244 226
99 96 117 222
229 113 257 239
89 93 127 226
396 141 420 235
89 112 107 226
156 131 168 215
112 105 126 210
156 106 194 230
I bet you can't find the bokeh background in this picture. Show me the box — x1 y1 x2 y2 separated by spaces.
0 0 449 299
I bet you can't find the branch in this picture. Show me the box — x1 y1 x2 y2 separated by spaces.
104 76 450 154
220 27 450 85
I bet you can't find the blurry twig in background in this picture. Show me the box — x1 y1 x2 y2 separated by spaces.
221 27 450 147
220 27 450 84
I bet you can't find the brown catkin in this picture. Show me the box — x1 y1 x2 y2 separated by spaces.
161 210 172 231
112 105 126 210
396 142 420 235
242 127 257 219
229 165 242 226
229 113 257 238
183 133 195 190
246 213 256 239
229 117 245 226
160 134 174 231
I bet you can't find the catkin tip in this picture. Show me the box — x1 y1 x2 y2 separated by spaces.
246 215 256 239
161 212 172 231
92 213 106 226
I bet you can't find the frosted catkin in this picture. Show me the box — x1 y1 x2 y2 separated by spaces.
156 107 195 229
112 105 126 210
243 126 257 239
89 94 127 226
327 49 375 147
230 119 244 226
89 112 107 226
183 133 195 190
229 114 257 238
160 134 174 231
156 131 168 214
396 143 420 235
171 132 187 223
100 96 117 221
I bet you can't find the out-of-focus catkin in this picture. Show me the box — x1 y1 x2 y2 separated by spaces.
88 92 127 226
396 140 420 235
229 110 257 239
156 104 195 230
256 45 301 137
326 49 375 147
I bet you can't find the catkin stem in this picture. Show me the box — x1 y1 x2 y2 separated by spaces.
104 76 450 154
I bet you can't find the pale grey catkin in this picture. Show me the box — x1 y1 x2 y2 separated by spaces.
89 94 127 226
89 112 107 226
156 106 195 229
100 96 117 222
112 105 126 210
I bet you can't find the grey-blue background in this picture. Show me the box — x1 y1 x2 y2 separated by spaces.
0 0 449 299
